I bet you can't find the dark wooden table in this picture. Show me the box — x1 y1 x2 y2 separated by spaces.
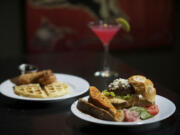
0 51 179 135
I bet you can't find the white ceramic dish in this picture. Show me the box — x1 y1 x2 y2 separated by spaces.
0 73 89 101
71 95 176 126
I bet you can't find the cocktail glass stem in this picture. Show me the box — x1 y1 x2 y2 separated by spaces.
103 45 110 72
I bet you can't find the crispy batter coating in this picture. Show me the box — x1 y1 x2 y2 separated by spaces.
11 70 56 86
37 72 56 86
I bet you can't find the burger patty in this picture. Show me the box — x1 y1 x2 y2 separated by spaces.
107 78 135 96
108 85 135 96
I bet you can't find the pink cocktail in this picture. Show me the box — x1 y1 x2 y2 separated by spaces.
90 25 120 46
89 21 121 78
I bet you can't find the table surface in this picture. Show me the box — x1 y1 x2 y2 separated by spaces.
0 51 179 135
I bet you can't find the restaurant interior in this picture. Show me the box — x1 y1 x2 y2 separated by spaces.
0 1 179 135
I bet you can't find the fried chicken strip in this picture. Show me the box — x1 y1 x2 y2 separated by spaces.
11 69 56 86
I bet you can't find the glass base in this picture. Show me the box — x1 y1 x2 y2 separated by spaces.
94 70 119 78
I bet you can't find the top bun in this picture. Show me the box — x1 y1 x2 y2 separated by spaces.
128 75 156 104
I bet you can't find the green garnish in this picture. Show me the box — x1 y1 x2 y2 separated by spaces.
102 90 115 97
140 111 153 120
116 17 130 32
102 90 133 100
129 106 153 120
116 94 132 100
129 106 147 113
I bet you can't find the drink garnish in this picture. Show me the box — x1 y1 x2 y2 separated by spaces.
116 18 130 32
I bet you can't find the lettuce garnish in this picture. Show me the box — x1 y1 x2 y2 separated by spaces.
102 90 115 97
102 90 132 100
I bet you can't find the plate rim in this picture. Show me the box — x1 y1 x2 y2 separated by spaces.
71 95 176 126
0 73 89 102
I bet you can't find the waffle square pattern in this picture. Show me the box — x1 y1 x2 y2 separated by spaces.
14 84 47 98
44 81 69 98
14 81 69 98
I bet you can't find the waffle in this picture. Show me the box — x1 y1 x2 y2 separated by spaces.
14 84 47 98
44 81 69 98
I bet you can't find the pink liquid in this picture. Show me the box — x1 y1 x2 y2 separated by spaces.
90 25 120 46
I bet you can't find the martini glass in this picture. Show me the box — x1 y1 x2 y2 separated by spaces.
89 20 121 77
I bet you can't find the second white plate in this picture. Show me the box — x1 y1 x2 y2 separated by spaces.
71 95 176 126
0 73 89 102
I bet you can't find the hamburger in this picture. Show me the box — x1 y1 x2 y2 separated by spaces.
102 75 156 108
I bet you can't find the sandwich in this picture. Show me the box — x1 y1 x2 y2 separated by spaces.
102 75 156 108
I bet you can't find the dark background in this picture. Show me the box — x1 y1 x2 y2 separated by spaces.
0 0 179 95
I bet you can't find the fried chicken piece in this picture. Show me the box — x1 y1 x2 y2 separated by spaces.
11 70 55 85
37 72 56 86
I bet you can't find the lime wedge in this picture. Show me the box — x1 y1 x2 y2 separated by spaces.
116 18 130 32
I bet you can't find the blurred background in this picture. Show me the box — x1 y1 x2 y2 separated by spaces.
0 0 179 94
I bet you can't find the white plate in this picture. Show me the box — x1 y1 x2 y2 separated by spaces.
71 95 176 126
0 73 89 101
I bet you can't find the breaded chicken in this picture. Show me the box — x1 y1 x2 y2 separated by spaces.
11 70 56 85
37 72 56 86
